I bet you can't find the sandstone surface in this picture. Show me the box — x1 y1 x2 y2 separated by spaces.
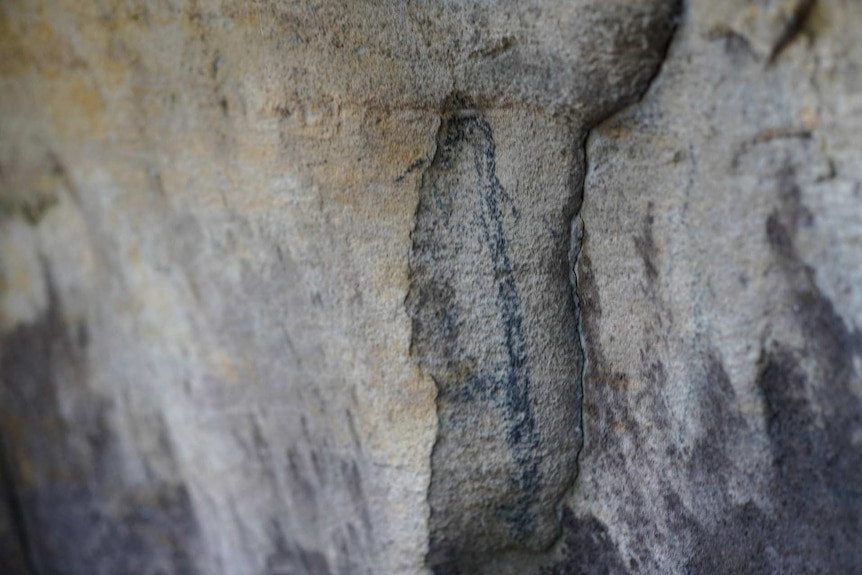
0 1 860 574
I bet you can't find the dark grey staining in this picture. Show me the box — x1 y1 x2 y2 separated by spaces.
409 110 582 571
750 208 862 567
543 511 630 575
635 163 862 574
280 442 376 574
768 0 818 64
765 211 795 257
685 499 773 575
0 437 34 575
0 269 201 575
687 356 744 491
678 163 862 573
757 349 816 474
670 357 776 575
565 176 862 573
265 520 333 575
19 482 200 575
665 163 862 574
694 340 862 574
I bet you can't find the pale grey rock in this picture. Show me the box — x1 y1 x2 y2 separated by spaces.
555 1 862 573
1 0 860 574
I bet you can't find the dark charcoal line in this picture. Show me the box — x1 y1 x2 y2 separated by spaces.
412 107 561 570
469 116 542 534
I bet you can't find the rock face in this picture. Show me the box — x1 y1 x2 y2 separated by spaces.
0 1 860 575
409 111 585 570
571 1 862 573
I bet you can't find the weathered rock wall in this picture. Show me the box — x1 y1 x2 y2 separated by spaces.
0 1 860 574
570 1 862 572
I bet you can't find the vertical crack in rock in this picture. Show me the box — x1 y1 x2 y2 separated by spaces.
568 213 588 477
407 3 682 572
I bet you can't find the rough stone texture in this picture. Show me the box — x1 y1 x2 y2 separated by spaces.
0 1 860 575
564 1 862 573
409 110 586 571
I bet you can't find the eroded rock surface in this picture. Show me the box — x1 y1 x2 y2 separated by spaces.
409 110 584 569
1 0 861 574
560 1 862 573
